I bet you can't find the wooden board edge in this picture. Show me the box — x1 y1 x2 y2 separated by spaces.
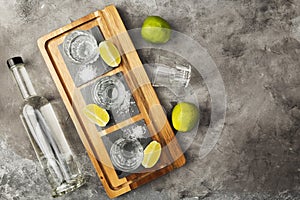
37 10 102 45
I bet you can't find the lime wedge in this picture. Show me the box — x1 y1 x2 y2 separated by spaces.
83 104 110 127
99 40 121 67
142 141 162 168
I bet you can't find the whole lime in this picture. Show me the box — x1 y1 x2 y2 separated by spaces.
141 16 171 44
172 102 200 132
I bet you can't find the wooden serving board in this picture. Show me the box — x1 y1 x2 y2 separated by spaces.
38 5 185 198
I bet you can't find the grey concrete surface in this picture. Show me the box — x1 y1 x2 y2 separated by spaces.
1 0 300 199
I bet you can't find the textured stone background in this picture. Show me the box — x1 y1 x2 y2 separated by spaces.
1 0 300 199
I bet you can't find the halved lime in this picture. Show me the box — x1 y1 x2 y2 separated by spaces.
83 104 110 127
141 16 171 44
99 40 121 67
142 141 162 168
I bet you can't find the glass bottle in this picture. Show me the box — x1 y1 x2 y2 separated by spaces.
7 57 85 197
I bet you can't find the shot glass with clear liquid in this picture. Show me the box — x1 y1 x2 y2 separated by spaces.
110 138 144 172
7 57 85 197
63 30 99 65
92 76 126 110
110 123 147 172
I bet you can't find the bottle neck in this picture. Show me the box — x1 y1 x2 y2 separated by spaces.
11 64 37 99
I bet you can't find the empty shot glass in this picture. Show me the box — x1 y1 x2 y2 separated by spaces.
63 30 99 64
151 64 191 89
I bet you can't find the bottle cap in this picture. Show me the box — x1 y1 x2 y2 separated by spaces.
7 57 24 69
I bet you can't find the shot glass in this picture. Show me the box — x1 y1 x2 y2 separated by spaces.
151 64 191 89
63 30 99 64
92 76 126 110
110 138 144 172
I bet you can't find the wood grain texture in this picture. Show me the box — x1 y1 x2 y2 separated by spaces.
37 5 185 198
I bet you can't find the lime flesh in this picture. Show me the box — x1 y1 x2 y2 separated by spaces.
172 102 199 132
141 16 171 44
83 104 110 127
142 141 162 168
99 40 121 67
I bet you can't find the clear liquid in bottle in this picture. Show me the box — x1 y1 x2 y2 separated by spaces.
7 57 85 197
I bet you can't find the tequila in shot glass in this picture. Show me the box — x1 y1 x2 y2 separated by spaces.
92 76 126 110
110 138 144 172
63 30 99 64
